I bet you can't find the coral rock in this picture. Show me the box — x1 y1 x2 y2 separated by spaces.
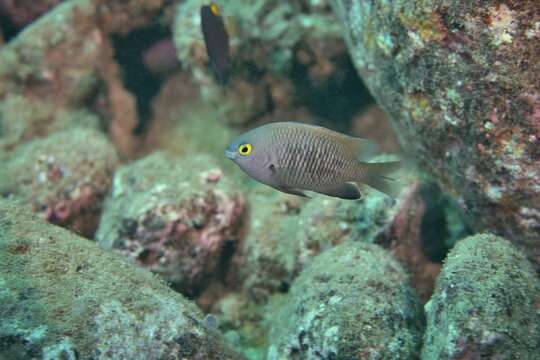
376 183 471 302
172 0 348 127
0 0 167 156
238 169 411 303
0 0 62 28
0 94 100 155
0 128 119 237
239 169 470 304
331 0 540 265
0 199 244 360
267 241 425 359
96 152 245 297
422 233 540 359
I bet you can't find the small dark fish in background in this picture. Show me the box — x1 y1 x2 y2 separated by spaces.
225 122 401 200
200 3 230 85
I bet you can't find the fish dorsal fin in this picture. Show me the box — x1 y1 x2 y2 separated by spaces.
338 135 380 162
312 126 380 161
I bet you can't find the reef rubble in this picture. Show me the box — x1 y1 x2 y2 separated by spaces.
0 0 538 359
267 241 425 359
0 127 118 237
0 199 244 360
96 152 245 298
422 234 540 359
331 0 540 266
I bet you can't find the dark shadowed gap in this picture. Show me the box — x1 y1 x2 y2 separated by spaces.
111 24 171 135
419 183 450 262
0 1 65 41
419 183 472 262
289 49 374 134
217 239 237 283
0 12 20 41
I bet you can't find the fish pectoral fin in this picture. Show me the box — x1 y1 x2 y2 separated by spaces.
277 186 310 198
319 183 362 200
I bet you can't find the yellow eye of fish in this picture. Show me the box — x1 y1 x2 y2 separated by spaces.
238 144 252 156
210 3 220 16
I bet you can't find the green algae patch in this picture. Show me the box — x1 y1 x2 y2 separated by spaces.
0 199 244 359
267 241 424 359
96 152 245 296
331 0 540 265
0 128 118 237
398 10 447 43
0 94 100 155
422 233 540 359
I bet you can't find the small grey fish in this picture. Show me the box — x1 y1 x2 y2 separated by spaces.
225 122 400 199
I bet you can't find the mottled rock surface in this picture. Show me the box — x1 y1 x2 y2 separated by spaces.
422 234 540 359
0 128 118 237
267 241 425 359
331 0 540 264
96 152 245 297
173 0 366 129
143 75 240 173
0 0 166 156
212 293 268 360
0 94 100 155
174 0 342 83
238 185 398 302
0 0 62 28
0 199 244 360
376 182 471 302
239 170 470 304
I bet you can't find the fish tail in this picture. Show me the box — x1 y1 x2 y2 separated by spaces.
357 161 402 198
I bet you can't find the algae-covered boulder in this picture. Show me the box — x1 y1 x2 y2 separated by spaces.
267 241 425 359
377 182 472 302
0 199 244 360
238 186 397 302
0 0 62 28
211 292 269 360
422 234 540 359
331 0 540 263
96 151 245 296
0 127 118 237
0 94 100 155
0 0 167 156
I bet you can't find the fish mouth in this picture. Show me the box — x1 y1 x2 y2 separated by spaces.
225 150 236 160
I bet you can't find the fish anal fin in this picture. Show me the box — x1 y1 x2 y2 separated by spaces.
359 161 402 198
319 183 362 200
276 186 310 198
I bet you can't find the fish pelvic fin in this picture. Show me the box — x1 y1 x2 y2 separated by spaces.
358 161 402 198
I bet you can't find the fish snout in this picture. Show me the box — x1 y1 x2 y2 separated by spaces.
225 149 237 160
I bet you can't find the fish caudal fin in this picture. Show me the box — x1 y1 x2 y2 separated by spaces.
359 161 402 198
